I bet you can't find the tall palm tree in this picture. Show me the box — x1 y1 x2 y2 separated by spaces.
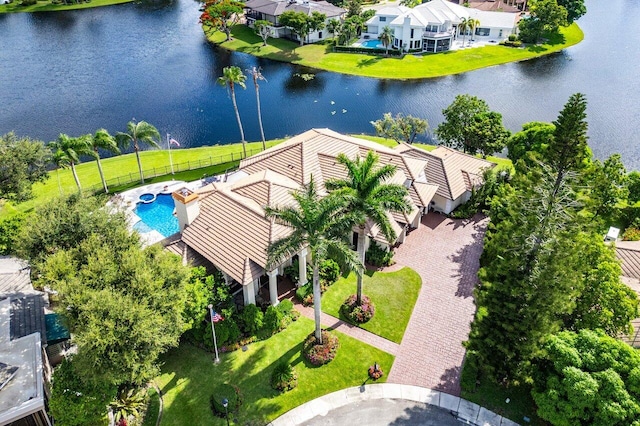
218 66 247 158
247 67 267 151
379 26 394 56
468 18 480 44
266 176 362 343
51 147 69 195
50 134 90 191
89 128 120 194
115 121 160 185
325 151 411 306
458 17 469 47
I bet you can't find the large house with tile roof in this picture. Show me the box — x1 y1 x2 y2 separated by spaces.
365 0 519 52
395 144 495 214
616 241 640 347
244 0 345 44
167 129 493 306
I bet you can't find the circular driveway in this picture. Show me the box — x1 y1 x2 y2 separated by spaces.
299 398 462 426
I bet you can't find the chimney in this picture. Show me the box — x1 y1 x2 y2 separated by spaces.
172 187 200 232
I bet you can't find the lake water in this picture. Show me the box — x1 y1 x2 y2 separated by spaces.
0 0 638 170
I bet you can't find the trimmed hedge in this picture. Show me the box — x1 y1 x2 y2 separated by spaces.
334 45 402 56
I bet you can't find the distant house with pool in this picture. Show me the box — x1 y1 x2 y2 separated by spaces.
244 0 346 44
364 0 519 52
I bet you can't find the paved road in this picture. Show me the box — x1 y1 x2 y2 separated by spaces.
299 398 463 426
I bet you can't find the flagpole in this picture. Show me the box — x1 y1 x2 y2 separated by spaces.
208 304 220 364
168 133 175 175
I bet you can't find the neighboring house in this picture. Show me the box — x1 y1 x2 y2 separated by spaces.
365 0 519 52
0 257 54 426
166 129 439 307
244 0 346 44
395 144 496 214
615 242 640 348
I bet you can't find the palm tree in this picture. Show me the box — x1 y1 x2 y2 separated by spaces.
115 121 160 185
325 151 411 306
266 176 362 343
89 128 120 194
458 17 469 47
326 19 341 44
50 134 90 191
468 18 480 44
247 67 267 151
218 66 247 158
379 26 394 56
51 147 69 195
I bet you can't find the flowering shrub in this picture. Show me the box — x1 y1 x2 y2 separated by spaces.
368 363 384 380
623 227 640 241
341 294 375 323
303 331 339 366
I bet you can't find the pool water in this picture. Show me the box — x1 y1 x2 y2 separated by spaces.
134 194 179 238
361 39 383 49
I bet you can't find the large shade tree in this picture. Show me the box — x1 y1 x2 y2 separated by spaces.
218 66 247 157
116 120 160 185
436 94 491 153
371 112 428 144
0 132 50 203
49 133 91 191
266 176 362 343
88 128 120 193
325 151 411 305
199 0 245 42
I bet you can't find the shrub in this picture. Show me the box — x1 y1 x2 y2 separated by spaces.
623 227 640 241
366 241 394 267
20 0 36 5
270 362 297 392
320 259 340 284
213 315 242 346
111 388 146 424
238 304 264 336
263 305 284 335
295 283 313 305
284 259 311 285
341 294 376 323
210 384 242 418
508 33 518 41
277 299 294 316
500 39 523 47
0 214 25 255
303 330 340 366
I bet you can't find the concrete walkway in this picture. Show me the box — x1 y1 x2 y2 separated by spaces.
386 213 488 396
294 303 400 356
269 384 519 426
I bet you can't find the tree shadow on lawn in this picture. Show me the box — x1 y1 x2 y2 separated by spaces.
159 344 283 425
356 56 384 68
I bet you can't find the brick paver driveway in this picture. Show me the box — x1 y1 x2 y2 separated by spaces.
386 212 488 396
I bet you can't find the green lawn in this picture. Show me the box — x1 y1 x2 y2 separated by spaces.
321 268 422 343
0 140 282 218
207 24 584 79
461 375 545 425
0 0 132 13
155 317 394 425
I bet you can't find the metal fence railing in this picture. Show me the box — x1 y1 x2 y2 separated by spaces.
86 146 265 194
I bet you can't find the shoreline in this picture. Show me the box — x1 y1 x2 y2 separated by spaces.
204 23 584 80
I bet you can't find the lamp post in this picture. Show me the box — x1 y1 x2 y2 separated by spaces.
222 397 230 426
208 304 220 363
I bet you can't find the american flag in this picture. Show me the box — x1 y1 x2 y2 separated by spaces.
211 310 224 323
169 138 180 147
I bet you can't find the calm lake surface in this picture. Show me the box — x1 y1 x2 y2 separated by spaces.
0 0 638 169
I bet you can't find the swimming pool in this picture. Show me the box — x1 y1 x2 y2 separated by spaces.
360 39 383 49
134 193 179 238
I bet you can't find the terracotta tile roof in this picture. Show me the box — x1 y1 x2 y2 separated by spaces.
240 129 435 209
181 172 298 285
397 145 495 201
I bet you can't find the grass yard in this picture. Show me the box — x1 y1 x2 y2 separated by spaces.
0 0 132 13
321 267 422 343
155 317 394 425
461 373 544 425
207 24 584 79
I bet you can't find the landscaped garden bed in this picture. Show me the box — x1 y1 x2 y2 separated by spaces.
154 317 394 425
321 267 422 343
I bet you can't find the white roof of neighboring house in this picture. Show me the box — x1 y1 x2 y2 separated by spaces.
0 298 45 426
244 0 345 18
369 0 518 30
396 144 495 201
